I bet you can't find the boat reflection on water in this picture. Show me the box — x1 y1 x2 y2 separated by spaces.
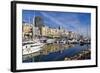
22 43 90 63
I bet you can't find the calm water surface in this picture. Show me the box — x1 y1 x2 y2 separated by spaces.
22 44 90 63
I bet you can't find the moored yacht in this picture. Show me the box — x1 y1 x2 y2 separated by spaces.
22 40 44 55
46 39 55 44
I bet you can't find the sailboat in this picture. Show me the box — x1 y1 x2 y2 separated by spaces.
22 11 45 55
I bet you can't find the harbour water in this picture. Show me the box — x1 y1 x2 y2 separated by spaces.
22 44 90 63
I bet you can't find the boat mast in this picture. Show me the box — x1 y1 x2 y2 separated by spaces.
32 10 35 39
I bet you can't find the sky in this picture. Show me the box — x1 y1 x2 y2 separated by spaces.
22 10 91 37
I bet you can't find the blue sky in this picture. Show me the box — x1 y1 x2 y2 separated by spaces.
22 10 91 37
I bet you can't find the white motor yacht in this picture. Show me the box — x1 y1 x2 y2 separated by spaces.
22 40 44 55
46 39 55 44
